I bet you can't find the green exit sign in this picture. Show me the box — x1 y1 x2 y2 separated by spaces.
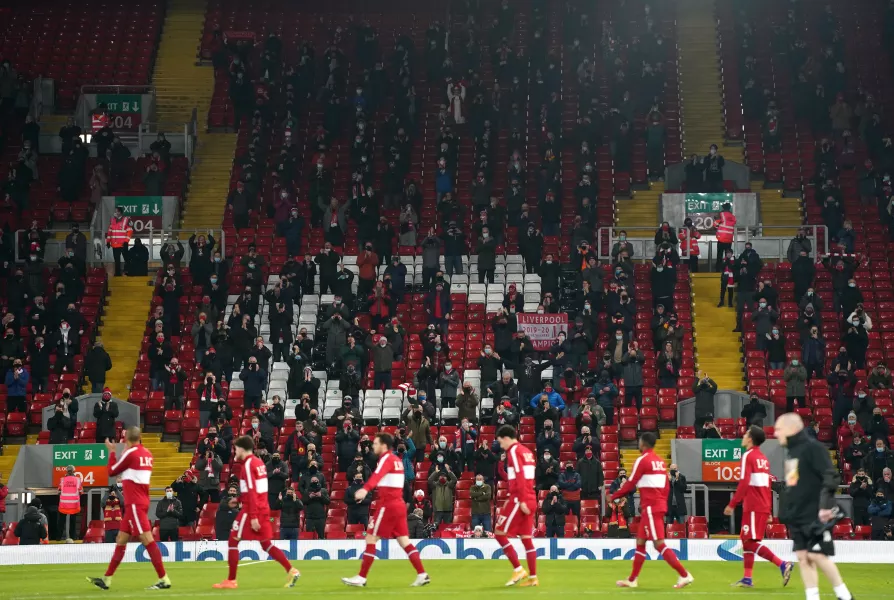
53 444 109 467
96 94 142 113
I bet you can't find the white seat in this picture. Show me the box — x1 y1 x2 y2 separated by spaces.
480 396 494 411
362 406 382 420
486 302 503 313
312 370 328 381
524 292 541 305
468 293 486 304
321 294 335 305
441 407 459 420
468 283 487 295
322 405 337 419
230 378 244 390
452 283 469 295
272 361 289 372
326 380 341 390
381 406 401 422
524 274 541 284
343 256 357 265
268 388 286 402
325 390 343 404
270 371 288 383
506 255 523 265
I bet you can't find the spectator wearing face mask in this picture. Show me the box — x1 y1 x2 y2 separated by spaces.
868 490 893 540
876 468 894 499
867 407 890 444
4 358 28 413
864 439 894 481
542 486 567 538
593 371 619 426
438 361 460 409
470 474 494 532
171 473 200 526
239 358 267 411
428 466 457 527
740 394 768 426
844 314 869 369
558 461 582 516
765 325 786 370
619 342 645 409
156 486 183 541
302 475 331 539
216 490 241 541
100 485 123 543
47 402 71 444
868 363 893 390
366 332 395 391
849 467 875 526
278 488 303 540
345 472 373 527
666 464 687 525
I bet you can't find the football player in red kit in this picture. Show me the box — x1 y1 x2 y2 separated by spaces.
611 432 694 589
724 425 794 587
88 427 171 590
494 425 539 587
342 432 430 587
213 436 300 589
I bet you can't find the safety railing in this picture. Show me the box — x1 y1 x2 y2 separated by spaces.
85 225 227 266
596 226 691 261
14 229 95 265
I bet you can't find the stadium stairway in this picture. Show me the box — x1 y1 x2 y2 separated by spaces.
615 182 663 232
0 444 21 479
690 272 746 391
620 428 674 474
753 183 802 238
152 0 236 230
141 432 191 488
97 278 156 397
677 0 744 162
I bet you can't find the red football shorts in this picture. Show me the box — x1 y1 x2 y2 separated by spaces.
636 506 666 541
232 510 274 541
496 497 535 537
740 511 768 541
120 504 151 537
367 502 409 539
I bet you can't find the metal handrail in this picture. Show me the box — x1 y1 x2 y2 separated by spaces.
596 226 691 261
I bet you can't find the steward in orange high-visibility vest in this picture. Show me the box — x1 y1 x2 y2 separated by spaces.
715 202 736 270
106 206 133 276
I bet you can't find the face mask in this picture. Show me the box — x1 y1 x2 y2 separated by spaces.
849 419 857 426
543 454 551 461
437 456 445 463
759 302 767 309
849 283 856 288
772 329 779 335
439 441 447 449
475 480 484 487
791 360 799 366
878 447 885 453
165 492 173 499
252 422 259 430
616 335 623 340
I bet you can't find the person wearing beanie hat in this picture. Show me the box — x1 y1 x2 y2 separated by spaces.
94 387 119 443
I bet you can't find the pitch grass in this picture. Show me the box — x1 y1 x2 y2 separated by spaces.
0 561 890 599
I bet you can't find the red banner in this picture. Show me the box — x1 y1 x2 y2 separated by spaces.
516 313 568 351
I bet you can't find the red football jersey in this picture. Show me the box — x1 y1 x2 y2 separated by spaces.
611 449 669 511
728 447 772 514
364 452 405 504
108 444 153 509
506 441 537 507
237 454 270 518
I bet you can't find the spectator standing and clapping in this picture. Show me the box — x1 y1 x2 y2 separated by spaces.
666 464 687 524
470 474 493 532
428 467 457 527
542 486 567 538
156 487 183 542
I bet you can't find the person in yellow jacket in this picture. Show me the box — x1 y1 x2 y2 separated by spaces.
106 206 133 276
57 465 82 542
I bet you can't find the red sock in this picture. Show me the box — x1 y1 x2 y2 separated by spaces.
404 543 426 575
227 537 239 581
742 540 756 578
359 543 377 578
494 535 521 570
756 543 785 567
655 543 688 577
629 544 647 581
521 538 537 576
144 542 167 578
105 544 126 577
262 540 293 572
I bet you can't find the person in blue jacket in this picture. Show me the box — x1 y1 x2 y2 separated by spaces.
529 381 566 413
5 358 30 412
395 433 416 482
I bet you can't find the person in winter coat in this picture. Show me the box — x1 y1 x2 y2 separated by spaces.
345 473 373 526
407 508 427 538
335 421 361 472
279 488 303 540
783 360 808 412
195 452 223 505
302 475 331 538
864 439 894 481
47 404 71 444
456 382 479 423
156 487 184 541
542 486 568 537
14 506 47 545
529 382 566 413
666 465 688 524
402 404 433 447
438 362 461 408
619 344 645 409
692 373 718 429
93 389 119 442
83 341 112 393
469 474 493 531
322 313 351 366
577 446 604 500
428 468 457 526
558 462 582 515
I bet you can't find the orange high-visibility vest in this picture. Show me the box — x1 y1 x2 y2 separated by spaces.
58 475 82 515
107 216 132 249
716 211 736 243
